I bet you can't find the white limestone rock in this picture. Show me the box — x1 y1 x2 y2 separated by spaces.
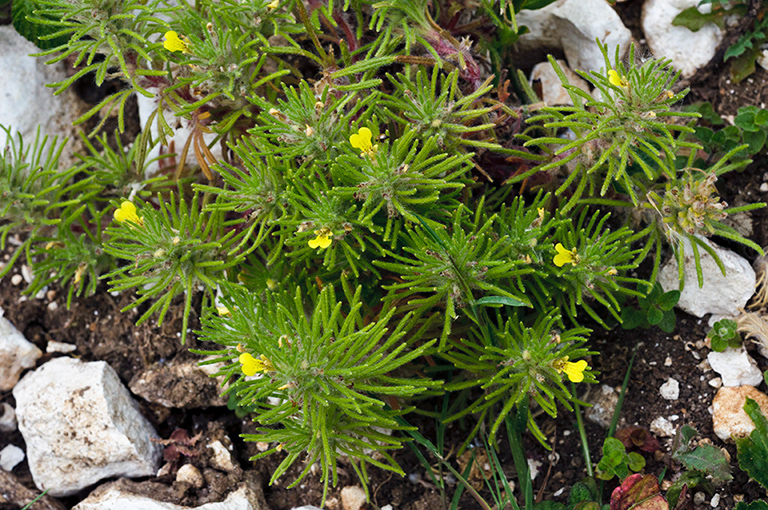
650 416 675 437
642 0 723 78
0 402 16 432
707 346 763 387
0 313 42 391
658 237 755 322
530 60 591 106
712 385 768 441
341 486 367 510
659 378 680 400
516 0 633 73
13 357 163 497
73 484 260 510
0 26 81 163
0 444 24 471
175 464 204 488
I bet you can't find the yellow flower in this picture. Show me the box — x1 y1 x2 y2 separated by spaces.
114 201 144 226
239 353 274 376
266 278 277 291
553 243 579 267
555 357 589 383
608 70 629 88
163 31 190 53
308 228 332 250
217 306 231 316
350 127 377 155
267 0 279 9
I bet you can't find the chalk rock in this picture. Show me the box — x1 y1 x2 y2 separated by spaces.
341 486 367 510
712 385 768 441
73 482 262 510
0 444 24 471
515 0 633 73
129 359 227 408
708 347 763 387
585 384 620 428
659 378 680 400
13 357 162 497
0 26 81 162
650 416 675 437
176 464 204 488
0 402 16 432
658 237 755 322
530 60 591 106
0 314 42 391
642 0 724 78
137 91 222 178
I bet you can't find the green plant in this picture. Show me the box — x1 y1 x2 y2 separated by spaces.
707 318 742 352
620 282 679 333
735 398 768 509
595 437 645 481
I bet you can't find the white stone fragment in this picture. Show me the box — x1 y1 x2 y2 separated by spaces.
642 0 724 78
0 402 16 431
0 26 81 161
206 439 238 472
709 377 723 389
530 60 591 106
10 274 22 286
650 416 675 437
708 347 763 387
73 484 259 510
45 341 77 354
711 493 721 508
515 0 633 73
712 385 768 441
13 357 163 497
658 237 755 322
0 313 42 391
660 378 680 400
340 486 367 510
0 444 24 471
176 464 204 488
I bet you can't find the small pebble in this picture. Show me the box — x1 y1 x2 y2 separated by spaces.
21 265 32 283
256 441 270 452
46 290 56 301
0 444 24 471
761 182 768 193
694 492 706 505
46 341 76 354
340 485 366 510
660 378 680 400
47 302 58 311
711 493 721 507
709 377 722 388
10 274 22 286
176 464 204 488
664 357 672 366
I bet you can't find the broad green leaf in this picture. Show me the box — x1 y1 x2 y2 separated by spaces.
674 444 732 482
736 398 768 489
647 306 663 326
657 311 676 334
657 290 680 311
736 502 768 510
671 7 725 31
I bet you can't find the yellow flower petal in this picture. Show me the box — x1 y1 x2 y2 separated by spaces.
562 359 588 383
608 69 628 88
114 201 144 226
163 31 189 53
308 229 332 250
239 353 262 376
217 306 231 316
349 127 373 153
553 243 576 267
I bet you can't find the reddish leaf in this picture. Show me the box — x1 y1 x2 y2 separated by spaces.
611 474 669 510
615 426 661 453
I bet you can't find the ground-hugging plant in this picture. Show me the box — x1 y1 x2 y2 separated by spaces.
2 0 766 505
